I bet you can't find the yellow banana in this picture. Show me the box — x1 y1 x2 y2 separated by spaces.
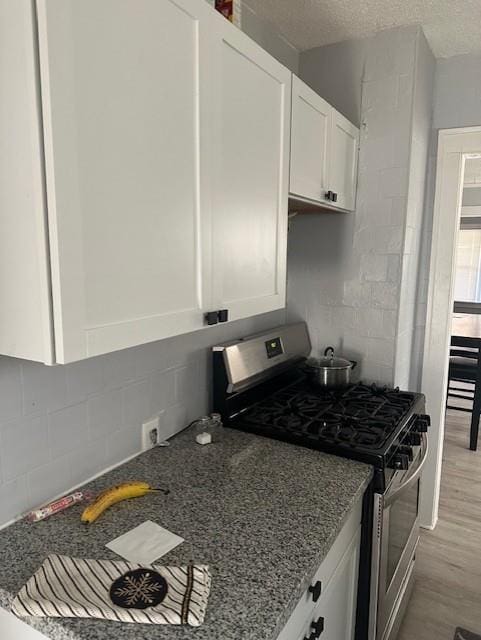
81 481 158 524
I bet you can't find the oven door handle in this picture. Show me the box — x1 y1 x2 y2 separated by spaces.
384 435 428 507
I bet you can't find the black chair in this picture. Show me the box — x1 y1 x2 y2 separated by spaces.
446 336 481 450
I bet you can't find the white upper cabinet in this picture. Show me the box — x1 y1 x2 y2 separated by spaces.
209 17 291 322
290 75 359 212
329 110 359 212
0 0 291 364
36 0 214 363
290 75 330 204
0 0 53 364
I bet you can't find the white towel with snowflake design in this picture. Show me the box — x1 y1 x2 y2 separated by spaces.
11 554 211 626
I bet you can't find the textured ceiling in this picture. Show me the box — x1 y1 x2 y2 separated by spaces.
244 0 481 58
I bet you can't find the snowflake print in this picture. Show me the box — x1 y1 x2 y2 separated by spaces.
110 569 168 610
115 573 161 605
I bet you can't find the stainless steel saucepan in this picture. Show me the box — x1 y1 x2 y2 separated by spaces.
305 347 357 388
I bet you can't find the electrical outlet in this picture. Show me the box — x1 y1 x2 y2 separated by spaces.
141 416 160 451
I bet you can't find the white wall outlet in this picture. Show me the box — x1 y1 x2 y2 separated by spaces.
141 416 160 451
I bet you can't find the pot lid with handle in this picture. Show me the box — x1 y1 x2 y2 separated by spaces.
306 346 354 370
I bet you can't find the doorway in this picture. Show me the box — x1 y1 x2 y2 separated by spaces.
420 126 481 530
396 127 481 640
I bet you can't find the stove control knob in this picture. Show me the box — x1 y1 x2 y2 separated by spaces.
391 453 409 470
406 432 422 446
399 446 413 461
415 414 430 432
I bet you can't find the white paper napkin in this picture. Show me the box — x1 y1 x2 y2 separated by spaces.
106 520 184 565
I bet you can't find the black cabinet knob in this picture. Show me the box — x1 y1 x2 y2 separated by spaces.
308 580 322 602
311 617 325 637
332 192 338 202
218 309 229 323
205 310 229 325
325 190 333 201
205 311 219 326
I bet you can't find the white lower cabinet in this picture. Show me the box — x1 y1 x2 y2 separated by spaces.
276 499 362 640
0 607 49 640
0 0 291 364
309 528 361 640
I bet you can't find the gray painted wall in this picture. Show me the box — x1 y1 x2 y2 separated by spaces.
204 0 299 73
299 38 367 126
396 31 436 391
434 53 481 130
242 1 299 73
289 26 435 387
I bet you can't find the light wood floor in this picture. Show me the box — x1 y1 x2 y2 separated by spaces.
398 408 481 639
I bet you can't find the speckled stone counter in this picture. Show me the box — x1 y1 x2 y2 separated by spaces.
0 426 373 640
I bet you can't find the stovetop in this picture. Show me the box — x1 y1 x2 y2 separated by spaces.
229 381 425 471
213 324 429 495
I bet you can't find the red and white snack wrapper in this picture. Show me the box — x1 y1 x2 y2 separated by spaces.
26 491 92 523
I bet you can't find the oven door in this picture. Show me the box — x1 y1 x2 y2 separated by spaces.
376 434 428 640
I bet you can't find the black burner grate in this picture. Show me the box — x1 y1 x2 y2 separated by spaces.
237 382 417 451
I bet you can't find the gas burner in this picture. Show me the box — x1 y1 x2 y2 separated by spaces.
238 381 418 451
274 414 304 429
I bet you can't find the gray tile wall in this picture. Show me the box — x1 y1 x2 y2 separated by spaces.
289 26 435 387
0 311 285 527
395 31 435 390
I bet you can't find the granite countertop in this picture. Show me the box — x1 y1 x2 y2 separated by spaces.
0 426 373 640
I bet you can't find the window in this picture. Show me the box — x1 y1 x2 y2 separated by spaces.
454 228 481 302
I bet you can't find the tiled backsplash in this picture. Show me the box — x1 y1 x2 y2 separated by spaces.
0 311 285 528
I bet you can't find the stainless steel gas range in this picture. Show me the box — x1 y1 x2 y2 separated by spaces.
213 322 429 640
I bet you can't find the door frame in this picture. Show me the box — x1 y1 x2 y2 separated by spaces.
420 125 481 528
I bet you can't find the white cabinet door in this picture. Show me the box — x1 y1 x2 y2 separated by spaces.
208 15 291 322
289 75 359 212
329 109 359 212
314 526 361 640
0 607 49 640
0 0 54 363
36 0 213 362
290 75 330 204
276 499 362 640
